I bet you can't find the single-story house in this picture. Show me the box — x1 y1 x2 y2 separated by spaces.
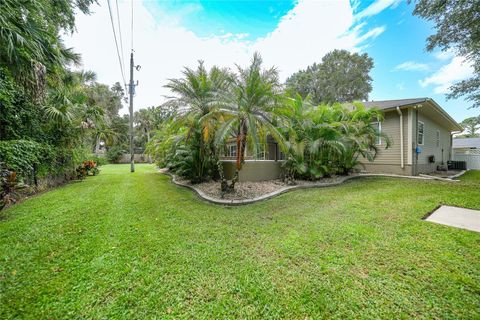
220 97 462 181
360 98 463 175
452 137 480 154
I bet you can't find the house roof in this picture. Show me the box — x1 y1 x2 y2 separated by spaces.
361 98 462 132
362 98 428 110
453 137 480 149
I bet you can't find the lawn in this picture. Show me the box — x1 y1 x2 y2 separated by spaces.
1 164 479 319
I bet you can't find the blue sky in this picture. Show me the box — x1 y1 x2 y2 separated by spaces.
69 0 477 122
145 0 297 40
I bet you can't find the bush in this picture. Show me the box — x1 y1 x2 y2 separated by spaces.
0 163 26 210
76 160 99 180
86 154 108 166
0 140 47 182
106 146 125 163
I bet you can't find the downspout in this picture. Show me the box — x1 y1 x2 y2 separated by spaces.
396 107 404 169
414 106 420 176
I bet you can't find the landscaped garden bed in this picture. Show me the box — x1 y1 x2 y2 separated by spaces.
174 175 348 201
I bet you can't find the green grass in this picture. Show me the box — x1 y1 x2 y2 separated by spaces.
1 164 479 319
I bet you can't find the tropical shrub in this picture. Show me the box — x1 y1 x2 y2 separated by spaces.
0 164 26 210
157 62 231 183
76 160 99 180
87 154 108 166
0 140 48 183
106 146 125 163
277 96 390 181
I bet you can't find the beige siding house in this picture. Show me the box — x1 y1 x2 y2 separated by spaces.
220 98 462 181
360 98 462 175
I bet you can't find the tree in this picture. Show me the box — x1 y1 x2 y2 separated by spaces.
163 61 231 182
0 0 95 97
215 53 285 190
286 50 374 104
411 0 480 108
460 116 480 137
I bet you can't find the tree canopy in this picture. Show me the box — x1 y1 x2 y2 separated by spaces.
285 50 374 104
460 116 480 137
412 0 480 108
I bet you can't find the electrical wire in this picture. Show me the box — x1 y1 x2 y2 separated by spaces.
107 0 127 89
115 0 126 74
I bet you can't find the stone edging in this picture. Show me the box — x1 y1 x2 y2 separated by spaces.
160 170 459 206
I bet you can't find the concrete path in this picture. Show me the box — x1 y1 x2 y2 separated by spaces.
426 205 480 232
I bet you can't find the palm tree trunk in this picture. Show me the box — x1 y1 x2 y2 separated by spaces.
230 121 247 190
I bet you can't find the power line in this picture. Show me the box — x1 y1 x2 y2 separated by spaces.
115 0 126 75
107 0 127 89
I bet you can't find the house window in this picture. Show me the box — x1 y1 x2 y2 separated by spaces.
371 121 381 145
417 121 425 145
436 130 440 147
226 144 237 157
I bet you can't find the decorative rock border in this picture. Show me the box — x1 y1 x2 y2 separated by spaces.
160 170 461 206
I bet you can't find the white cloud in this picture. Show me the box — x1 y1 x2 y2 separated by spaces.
66 0 386 114
396 82 405 91
419 56 474 94
355 0 401 20
434 50 455 61
394 61 430 72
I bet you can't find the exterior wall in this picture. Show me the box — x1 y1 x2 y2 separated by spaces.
414 110 452 174
361 163 413 175
359 110 410 175
222 160 283 181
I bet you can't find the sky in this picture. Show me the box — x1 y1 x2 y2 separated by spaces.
65 0 478 122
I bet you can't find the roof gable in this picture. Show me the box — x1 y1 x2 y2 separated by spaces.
359 98 462 132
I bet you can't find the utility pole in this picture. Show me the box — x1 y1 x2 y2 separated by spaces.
128 51 135 173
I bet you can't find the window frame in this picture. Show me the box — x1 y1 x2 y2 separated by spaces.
226 144 237 157
417 121 425 146
371 121 382 145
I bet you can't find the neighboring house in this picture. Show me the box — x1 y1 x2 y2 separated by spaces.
360 98 462 175
452 137 480 154
220 97 462 181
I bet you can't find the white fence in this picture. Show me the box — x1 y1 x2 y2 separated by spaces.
454 153 480 170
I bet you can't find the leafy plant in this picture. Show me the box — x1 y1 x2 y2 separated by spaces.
106 146 125 163
76 160 99 180
0 164 26 210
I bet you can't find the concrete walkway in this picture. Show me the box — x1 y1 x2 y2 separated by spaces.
426 205 480 232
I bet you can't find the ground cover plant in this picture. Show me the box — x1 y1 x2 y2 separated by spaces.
0 164 479 319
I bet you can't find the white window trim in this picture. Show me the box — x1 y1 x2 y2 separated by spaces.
436 130 440 148
417 121 425 146
226 144 237 157
372 121 382 145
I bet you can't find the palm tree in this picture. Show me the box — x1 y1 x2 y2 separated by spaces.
277 96 390 180
163 61 231 182
214 53 286 190
0 0 89 98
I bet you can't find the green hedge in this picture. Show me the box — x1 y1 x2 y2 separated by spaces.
0 140 89 183
0 140 48 179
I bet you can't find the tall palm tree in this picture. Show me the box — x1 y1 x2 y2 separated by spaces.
214 53 286 190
